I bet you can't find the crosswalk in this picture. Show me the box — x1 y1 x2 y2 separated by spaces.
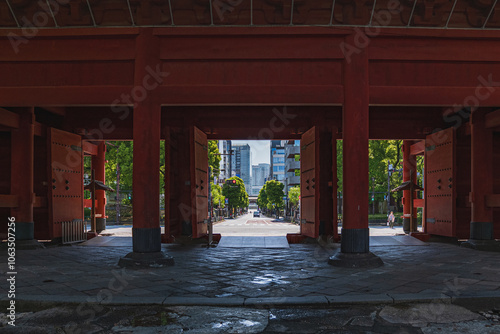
223 221 270 226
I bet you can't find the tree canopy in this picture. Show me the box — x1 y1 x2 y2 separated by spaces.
288 186 300 208
211 183 225 208
258 180 285 211
222 176 249 209
208 140 221 181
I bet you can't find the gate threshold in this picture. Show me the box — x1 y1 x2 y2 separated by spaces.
217 236 290 248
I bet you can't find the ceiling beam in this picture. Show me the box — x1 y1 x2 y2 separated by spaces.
0 107 19 128
40 106 66 116
485 109 500 129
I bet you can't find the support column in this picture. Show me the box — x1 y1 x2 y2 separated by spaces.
329 35 382 268
11 107 43 249
462 109 499 251
119 28 174 267
92 142 106 233
402 140 418 234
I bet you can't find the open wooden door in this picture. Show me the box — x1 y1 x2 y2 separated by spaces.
425 127 456 237
300 127 320 238
190 126 208 238
47 128 84 242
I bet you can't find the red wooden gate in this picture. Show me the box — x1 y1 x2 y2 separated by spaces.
424 127 456 237
48 128 84 242
190 126 208 238
300 127 320 238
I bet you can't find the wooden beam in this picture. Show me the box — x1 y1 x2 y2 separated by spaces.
34 122 45 137
410 141 425 156
485 194 500 208
485 109 500 129
413 198 424 208
0 108 19 128
40 106 66 116
34 196 47 208
0 195 18 208
83 141 98 155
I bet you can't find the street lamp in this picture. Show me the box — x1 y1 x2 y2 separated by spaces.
387 162 394 213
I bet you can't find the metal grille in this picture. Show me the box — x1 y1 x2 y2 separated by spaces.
61 219 86 244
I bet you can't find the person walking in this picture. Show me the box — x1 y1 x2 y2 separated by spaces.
388 211 395 229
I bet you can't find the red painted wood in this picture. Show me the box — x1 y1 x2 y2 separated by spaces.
132 28 161 231
82 141 98 156
410 141 425 156
300 126 319 238
10 108 34 224
92 142 106 219
485 109 500 129
47 128 84 239
471 109 494 223
425 128 456 237
0 108 19 128
402 140 418 231
190 126 208 238
342 34 369 231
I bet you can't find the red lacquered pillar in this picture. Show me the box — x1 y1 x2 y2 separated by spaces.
11 107 42 248
329 35 382 268
92 141 107 233
119 28 173 266
462 109 496 250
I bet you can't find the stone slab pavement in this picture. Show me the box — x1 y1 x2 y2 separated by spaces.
1 241 500 309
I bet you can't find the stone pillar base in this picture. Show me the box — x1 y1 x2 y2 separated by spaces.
461 239 500 252
133 227 161 253
96 218 106 234
328 251 383 268
14 239 45 250
15 222 34 240
118 251 174 268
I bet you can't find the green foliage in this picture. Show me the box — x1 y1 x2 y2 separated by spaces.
105 141 134 191
104 141 166 195
257 187 268 209
208 140 221 181
288 186 300 208
211 183 225 208
222 176 249 209
263 180 285 210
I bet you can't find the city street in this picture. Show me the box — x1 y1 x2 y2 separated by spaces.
213 212 299 236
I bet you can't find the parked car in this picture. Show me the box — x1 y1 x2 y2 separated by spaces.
253 211 260 217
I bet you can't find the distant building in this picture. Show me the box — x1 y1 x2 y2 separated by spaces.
251 163 270 196
220 140 232 181
231 143 251 194
270 140 285 183
284 140 300 194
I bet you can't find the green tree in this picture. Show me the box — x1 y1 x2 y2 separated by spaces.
222 176 249 212
257 186 268 210
208 140 221 181
264 180 285 215
211 183 225 208
288 186 300 208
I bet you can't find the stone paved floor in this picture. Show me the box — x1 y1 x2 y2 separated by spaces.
1 241 500 302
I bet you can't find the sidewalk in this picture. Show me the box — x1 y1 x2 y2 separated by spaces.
2 237 500 309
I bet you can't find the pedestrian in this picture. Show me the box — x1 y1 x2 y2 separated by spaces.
388 211 395 229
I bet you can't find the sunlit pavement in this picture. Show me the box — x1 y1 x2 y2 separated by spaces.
214 212 300 236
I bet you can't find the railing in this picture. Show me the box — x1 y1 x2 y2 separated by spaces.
285 145 300 158
61 219 86 244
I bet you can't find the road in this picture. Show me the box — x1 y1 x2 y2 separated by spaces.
213 212 300 236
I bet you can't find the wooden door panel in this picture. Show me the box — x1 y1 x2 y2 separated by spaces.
300 127 319 238
191 127 208 238
425 127 456 237
48 128 83 239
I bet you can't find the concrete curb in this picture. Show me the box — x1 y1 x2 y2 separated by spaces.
4 293 500 309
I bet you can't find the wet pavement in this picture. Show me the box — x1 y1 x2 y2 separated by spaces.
2 238 500 332
1 302 500 333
